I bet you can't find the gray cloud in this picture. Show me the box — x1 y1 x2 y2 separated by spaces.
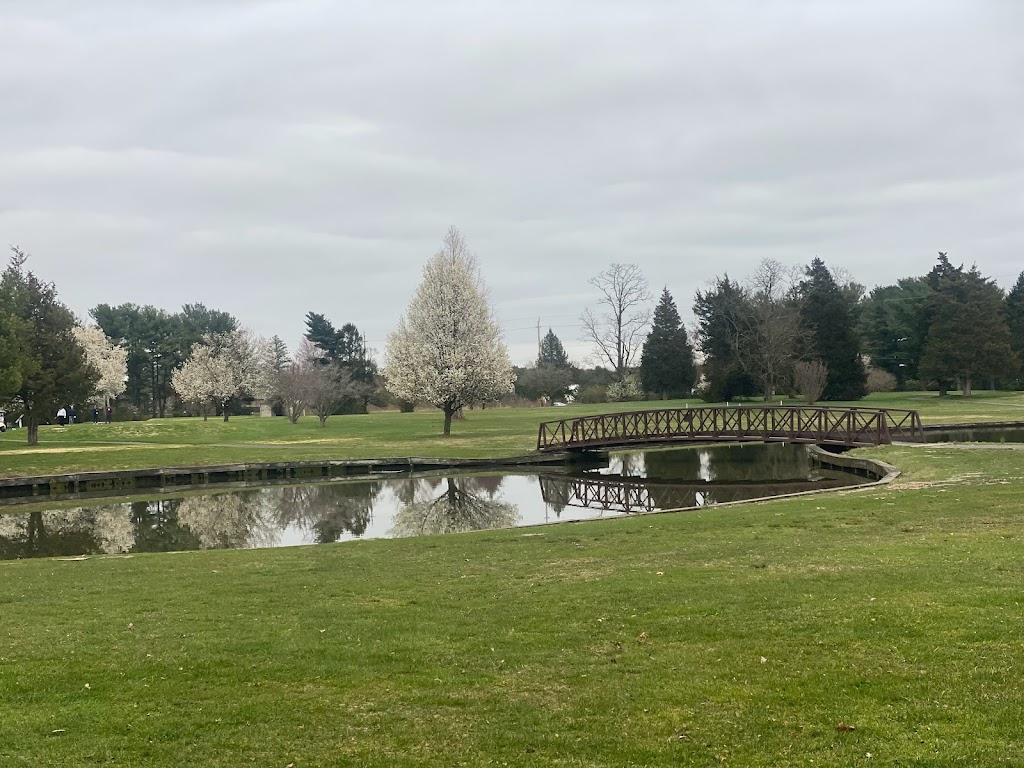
2 0 1021 365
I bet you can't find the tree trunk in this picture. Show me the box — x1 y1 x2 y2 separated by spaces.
27 418 38 446
962 377 972 397
319 415 328 427
223 407 229 422
443 403 454 436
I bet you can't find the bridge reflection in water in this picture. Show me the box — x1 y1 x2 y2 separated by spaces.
538 473 858 516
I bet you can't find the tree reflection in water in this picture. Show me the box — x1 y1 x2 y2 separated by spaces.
0 505 134 559
389 476 519 537
274 481 382 543
177 492 280 549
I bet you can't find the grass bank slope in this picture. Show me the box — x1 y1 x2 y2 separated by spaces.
2 443 1023 766
1 391 1021 478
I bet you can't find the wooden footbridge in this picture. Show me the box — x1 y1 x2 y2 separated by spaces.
537 405 924 452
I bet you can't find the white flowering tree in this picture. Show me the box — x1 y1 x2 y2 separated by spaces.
72 325 128 407
171 344 233 420
172 328 275 421
384 227 515 435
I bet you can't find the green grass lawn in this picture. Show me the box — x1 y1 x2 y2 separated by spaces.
1 391 1021 478
2 441 1023 766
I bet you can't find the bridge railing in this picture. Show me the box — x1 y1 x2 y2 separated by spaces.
537 405 924 451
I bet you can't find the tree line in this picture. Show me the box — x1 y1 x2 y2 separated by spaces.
2 236 1022 443
516 252 1023 407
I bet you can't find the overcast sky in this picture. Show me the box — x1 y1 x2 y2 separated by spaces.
2 0 1022 365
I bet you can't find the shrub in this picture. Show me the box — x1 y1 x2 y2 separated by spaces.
577 384 608 404
606 374 645 403
866 368 898 393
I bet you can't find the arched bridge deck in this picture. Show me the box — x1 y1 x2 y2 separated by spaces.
537 406 924 452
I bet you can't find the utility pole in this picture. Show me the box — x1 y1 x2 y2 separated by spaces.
537 318 542 361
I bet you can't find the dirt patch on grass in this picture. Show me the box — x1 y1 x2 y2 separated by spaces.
0 444 184 456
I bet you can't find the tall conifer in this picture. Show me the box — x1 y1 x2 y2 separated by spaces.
640 288 696 399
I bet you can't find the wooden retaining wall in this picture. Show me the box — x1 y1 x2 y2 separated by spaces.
0 452 599 506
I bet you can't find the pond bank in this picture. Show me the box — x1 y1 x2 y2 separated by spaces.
0 451 602 505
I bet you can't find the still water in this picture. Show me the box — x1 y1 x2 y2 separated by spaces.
0 443 864 560
925 425 1024 443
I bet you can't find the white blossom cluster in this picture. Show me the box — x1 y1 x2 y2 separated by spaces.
171 327 276 414
72 325 128 404
384 228 514 418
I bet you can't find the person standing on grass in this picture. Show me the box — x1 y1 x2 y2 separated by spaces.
56 406 67 426
69 405 76 425
92 406 99 424
105 405 112 423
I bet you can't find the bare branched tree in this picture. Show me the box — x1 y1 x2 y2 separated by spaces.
728 259 806 401
793 360 829 405
581 263 652 379
276 339 358 426
308 364 357 427
276 360 312 424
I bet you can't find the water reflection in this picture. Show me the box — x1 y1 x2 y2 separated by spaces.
0 443 866 559
924 426 1024 443
390 477 519 537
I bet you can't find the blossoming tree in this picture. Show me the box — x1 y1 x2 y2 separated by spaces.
384 227 515 435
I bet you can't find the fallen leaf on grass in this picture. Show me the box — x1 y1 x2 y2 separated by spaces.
837 722 856 732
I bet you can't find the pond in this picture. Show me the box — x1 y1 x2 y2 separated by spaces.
924 425 1024 443
0 443 867 560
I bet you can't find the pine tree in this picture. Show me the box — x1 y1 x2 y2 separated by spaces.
858 277 932 388
304 312 340 361
918 256 1019 396
538 329 570 369
2 247 99 444
1005 272 1024 363
693 277 758 401
798 258 867 401
270 335 290 372
640 288 696 399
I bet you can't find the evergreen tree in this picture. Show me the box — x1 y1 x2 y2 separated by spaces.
304 313 377 412
270 335 290 372
538 329 570 369
918 255 1019 396
858 277 932 388
2 247 99 444
693 277 758 401
91 302 238 416
1005 272 1024 365
304 312 340 361
798 258 867 400
640 288 696 399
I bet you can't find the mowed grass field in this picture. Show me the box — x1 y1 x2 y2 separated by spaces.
2 392 1023 765
1 390 1022 478
2 443 1024 765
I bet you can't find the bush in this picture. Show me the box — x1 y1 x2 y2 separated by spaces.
577 384 608 404
866 368 898 393
112 402 150 422
606 374 645 403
